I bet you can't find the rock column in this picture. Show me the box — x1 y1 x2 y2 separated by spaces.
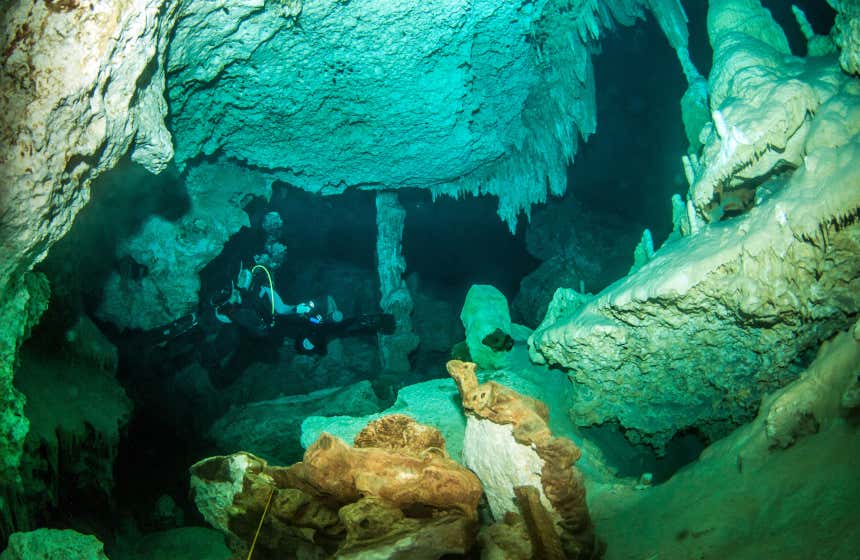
375 192 418 374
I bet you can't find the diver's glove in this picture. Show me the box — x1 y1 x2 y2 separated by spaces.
295 301 314 315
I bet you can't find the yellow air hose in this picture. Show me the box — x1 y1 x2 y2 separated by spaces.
246 485 275 560
251 264 276 320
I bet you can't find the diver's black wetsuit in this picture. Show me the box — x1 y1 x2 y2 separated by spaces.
141 278 394 387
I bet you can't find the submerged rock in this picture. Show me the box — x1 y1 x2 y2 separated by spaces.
13 330 132 532
460 285 514 370
590 324 860 559
121 526 231 560
447 359 601 559
0 528 108 560
97 160 273 330
209 380 381 465
191 416 482 559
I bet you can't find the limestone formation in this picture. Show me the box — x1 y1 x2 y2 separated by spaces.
0 273 48 493
96 160 273 330
829 0 860 74
0 0 702 494
164 0 638 231
646 0 709 150
0 0 176 490
792 5 837 57
191 416 482 559
591 326 860 558
460 285 515 370
209 380 381 465
63 315 118 373
0 528 108 560
688 0 823 220
13 337 132 532
627 229 655 275
447 360 600 559
375 192 419 374
531 0 860 452
763 326 860 449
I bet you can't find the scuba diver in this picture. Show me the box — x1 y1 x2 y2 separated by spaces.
145 262 395 386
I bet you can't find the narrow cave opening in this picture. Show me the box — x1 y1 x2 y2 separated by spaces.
582 423 708 484
400 189 539 304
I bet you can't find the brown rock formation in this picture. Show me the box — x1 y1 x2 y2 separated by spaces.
447 359 602 559
190 415 482 559
353 413 447 455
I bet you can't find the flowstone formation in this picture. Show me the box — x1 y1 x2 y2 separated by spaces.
447 360 600 559
530 0 860 452
687 0 825 221
190 415 482 559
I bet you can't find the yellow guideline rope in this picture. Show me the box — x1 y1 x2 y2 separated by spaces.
246 485 275 560
251 264 275 319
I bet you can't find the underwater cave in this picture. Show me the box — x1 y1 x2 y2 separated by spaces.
1 0 859 559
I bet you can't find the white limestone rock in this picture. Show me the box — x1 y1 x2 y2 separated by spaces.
190 452 253 534
530 64 860 450
1 0 174 295
689 0 822 220
462 417 550 520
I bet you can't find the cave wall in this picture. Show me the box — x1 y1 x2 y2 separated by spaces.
0 0 176 497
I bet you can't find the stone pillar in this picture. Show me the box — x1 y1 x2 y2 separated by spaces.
375 192 419 373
